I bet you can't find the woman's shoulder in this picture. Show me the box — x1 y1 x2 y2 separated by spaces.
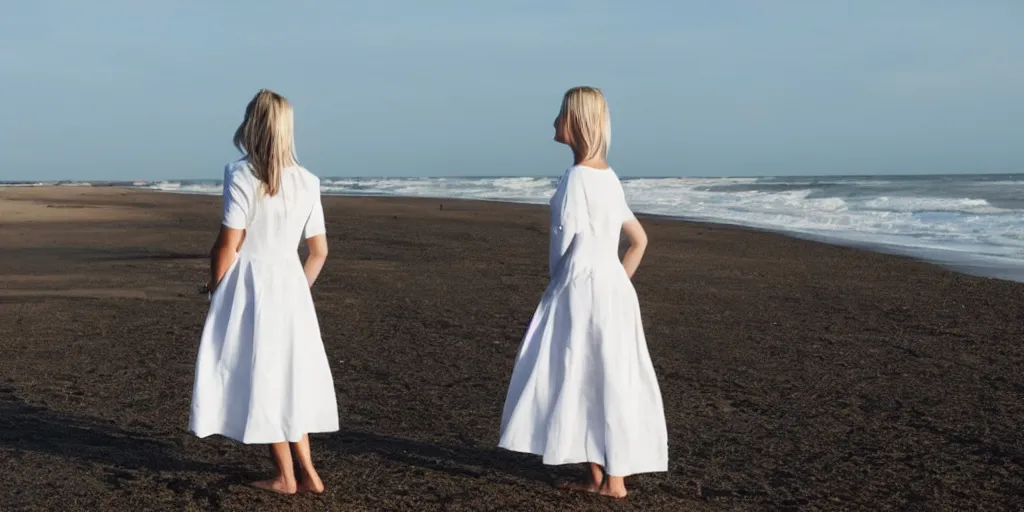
223 160 320 186
222 158 256 192
294 165 319 180
224 158 252 181
561 165 593 182
564 165 621 184
292 165 322 190
567 164 616 174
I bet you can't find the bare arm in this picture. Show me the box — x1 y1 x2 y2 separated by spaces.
621 218 648 279
303 234 328 287
207 226 245 292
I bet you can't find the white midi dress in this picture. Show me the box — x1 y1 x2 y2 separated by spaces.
498 165 668 477
189 159 339 444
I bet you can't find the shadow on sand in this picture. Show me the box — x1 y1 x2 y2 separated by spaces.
326 430 560 485
0 391 216 473
0 387 558 496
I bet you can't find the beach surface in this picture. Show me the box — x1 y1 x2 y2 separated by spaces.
1 186 1022 511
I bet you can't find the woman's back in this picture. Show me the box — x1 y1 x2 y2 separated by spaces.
503 163 666 482
548 165 635 275
192 157 336 445
222 158 325 258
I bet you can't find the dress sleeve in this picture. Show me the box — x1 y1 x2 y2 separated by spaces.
548 170 584 277
303 179 326 239
222 166 253 229
618 178 636 223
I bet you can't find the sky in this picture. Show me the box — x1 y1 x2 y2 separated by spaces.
1 1 1022 180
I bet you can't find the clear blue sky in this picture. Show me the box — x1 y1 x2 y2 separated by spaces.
1 1 1022 180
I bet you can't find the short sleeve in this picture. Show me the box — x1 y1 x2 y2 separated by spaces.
221 166 253 229
550 175 577 233
548 170 584 277
303 180 326 239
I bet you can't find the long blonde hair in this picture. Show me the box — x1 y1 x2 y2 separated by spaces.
558 86 612 161
232 89 298 196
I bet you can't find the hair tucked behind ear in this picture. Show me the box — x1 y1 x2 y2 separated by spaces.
233 89 298 196
558 86 611 161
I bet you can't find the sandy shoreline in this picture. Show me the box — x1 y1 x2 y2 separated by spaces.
12 181 1023 284
1 187 1022 510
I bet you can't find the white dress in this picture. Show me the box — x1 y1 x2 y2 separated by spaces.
189 159 339 444
498 165 668 477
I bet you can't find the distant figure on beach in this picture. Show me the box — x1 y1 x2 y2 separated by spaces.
189 89 338 495
498 87 668 498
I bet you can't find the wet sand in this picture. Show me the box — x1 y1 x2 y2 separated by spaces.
1 186 1022 511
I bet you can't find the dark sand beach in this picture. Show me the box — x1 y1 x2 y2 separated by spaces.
1 187 1022 511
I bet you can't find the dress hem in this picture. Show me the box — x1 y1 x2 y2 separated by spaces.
190 425 340 445
497 443 668 477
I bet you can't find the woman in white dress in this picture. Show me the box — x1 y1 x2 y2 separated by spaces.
189 89 339 495
498 87 668 498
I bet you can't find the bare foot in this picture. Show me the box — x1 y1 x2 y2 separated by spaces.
559 462 604 493
599 480 628 499
251 477 297 495
297 472 325 495
557 481 599 493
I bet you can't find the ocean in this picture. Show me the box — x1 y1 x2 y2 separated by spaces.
7 174 1024 282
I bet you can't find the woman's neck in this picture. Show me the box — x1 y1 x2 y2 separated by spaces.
572 150 608 169
574 157 609 170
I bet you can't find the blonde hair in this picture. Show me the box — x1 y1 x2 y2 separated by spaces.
232 89 297 196
558 86 612 161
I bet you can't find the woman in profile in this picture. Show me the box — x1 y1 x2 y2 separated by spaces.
498 86 668 499
189 89 338 495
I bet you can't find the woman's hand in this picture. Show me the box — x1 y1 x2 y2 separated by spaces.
209 226 244 293
303 234 329 287
621 218 648 279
